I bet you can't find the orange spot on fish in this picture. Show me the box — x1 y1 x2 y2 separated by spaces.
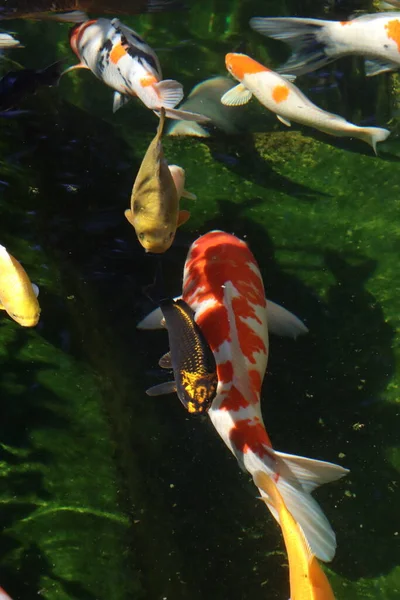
272 84 289 104
385 19 400 52
220 386 249 411
229 418 273 457
218 361 233 384
225 53 270 80
339 21 352 26
110 43 127 64
140 75 158 88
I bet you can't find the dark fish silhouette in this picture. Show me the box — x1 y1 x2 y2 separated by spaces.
146 298 217 414
0 61 62 110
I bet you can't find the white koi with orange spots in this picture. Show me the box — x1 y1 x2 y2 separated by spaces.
65 18 209 122
250 13 400 77
138 231 348 563
222 53 390 154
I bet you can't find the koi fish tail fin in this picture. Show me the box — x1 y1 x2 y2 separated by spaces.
249 449 348 562
355 126 390 155
249 17 333 75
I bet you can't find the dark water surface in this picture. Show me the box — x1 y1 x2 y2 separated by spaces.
0 1 399 599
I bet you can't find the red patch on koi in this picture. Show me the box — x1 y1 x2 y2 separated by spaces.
339 21 352 26
229 418 273 458
218 361 233 384
220 385 249 411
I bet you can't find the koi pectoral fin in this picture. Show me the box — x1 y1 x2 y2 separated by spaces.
32 283 39 298
159 352 172 369
113 91 130 113
124 209 134 226
61 63 90 78
221 84 253 106
146 381 176 396
177 210 190 227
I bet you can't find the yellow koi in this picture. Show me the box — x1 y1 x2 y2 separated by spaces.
125 108 195 253
0 245 40 327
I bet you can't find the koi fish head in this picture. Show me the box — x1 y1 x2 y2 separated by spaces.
225 53 270 82
136 228 175 254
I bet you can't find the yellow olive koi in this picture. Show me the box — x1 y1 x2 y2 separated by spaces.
125 108 195 254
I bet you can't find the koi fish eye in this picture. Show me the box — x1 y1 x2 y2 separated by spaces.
138 232 146 241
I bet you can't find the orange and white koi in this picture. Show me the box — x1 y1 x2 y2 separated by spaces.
0 244 40 327
222 53 390 154
254 471 336 600
250 13 400 77
66 18 209 121
138 230 348 563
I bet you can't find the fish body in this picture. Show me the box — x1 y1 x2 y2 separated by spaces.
147 298 217 413
0 0 182 21
125 109 192 253
0 33 22 48
255 471 336 600
250 13 400 77
222 53 390 154
174 231 346 561
167 76 246 137
0 245 40 327
0 587 13 600
0 61 62 110
67 17 208 121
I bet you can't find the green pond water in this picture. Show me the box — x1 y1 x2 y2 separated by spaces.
0 0 399 598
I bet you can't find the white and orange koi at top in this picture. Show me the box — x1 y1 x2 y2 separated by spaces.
66 17 209 122
250 12 400 77
139 231 349 563
221 53 390 154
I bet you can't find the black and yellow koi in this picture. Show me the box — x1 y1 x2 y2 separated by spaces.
146 298 217 413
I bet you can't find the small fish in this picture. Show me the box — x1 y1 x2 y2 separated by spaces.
65 17 209 121
0 33 22 48
0 245 40 327
125 108 195 254
167 76 246 137
254 471 336 600
0 0 183 22
250 13 400 78
146 298 217 413
222 53 390 154
138 230 348 563
0 61 63 111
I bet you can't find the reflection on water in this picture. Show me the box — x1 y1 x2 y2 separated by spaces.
0 1 399 599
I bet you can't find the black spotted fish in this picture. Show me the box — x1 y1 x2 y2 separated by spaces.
147 298 217 414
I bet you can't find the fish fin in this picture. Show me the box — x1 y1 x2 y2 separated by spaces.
249 17 332 76
113 91 130 113
156 107 210 123
28 10 88 22
154 79 184 109
266 299 308 338
252 449 348 562
0 34 22 48
167 120 210 137
137 296 182 329
281 73 297 82
355 127 390 155
277 114 291 127
61 63 90 77
177 210 190 227
159 352 172 369
124 208 135 226
365 58 399 77
146 381 176 396
32 283 39 298
221 84 253 106
168 165 197 200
